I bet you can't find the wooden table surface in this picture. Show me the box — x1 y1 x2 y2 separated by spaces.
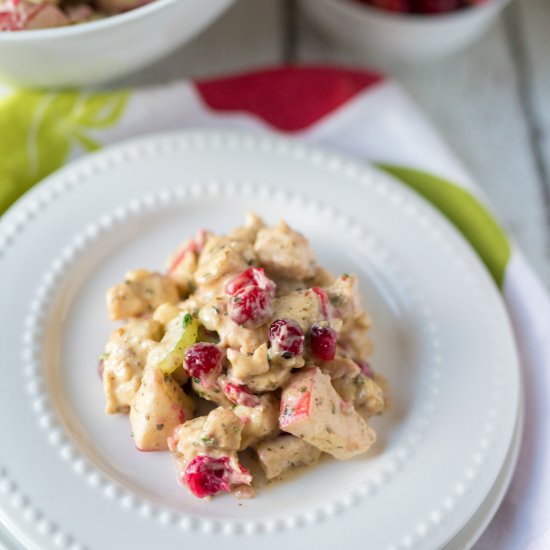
118 0 550 287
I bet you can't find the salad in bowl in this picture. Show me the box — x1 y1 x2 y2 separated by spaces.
0 0 155 31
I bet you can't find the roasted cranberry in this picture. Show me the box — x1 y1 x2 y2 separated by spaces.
184 456 232 498
225 267 276 297
412 0 461 13
356 360 374 379
228 285 272 328
221 380 261 407
183 456 252 498
365 0 410 12
309 324 338 361
184 343 224 379
269 319 304 357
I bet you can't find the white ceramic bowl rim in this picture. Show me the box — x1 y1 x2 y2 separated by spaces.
0 0 180 41
337 0 510 23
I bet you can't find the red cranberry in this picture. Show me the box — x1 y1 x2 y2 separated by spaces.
184 343 224 379
412 0 461 13
356 360 374 379
225 267 276 297
269 319 304 358
221 381 261 407
183 456 232 498
360 0 410 12
228 285 272 328
309 324 338 361
183 456 252 498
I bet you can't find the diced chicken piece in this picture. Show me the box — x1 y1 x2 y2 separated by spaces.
271 288 324 333
168 408 244 469
106 270 179 320
152 302 182 326
227 212 266 244
254 221 317 279
130 364 195 451
326 274 362 320
306 267 336 288
237 361 295 393
280 367 376 459
256 434 322 479
194 235 254 287
218 375 261 407
321 357 385 419
353 376 385 418
200 407 243 451
339 311 373 360
191 377 232 407
234 394 280 449
199 297 267 353
168 417 206 468
102 319 162 414
227 343 270 380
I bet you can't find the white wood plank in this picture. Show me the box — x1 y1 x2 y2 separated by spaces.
295 6 550 285
515 0 550 202
112 0 284 87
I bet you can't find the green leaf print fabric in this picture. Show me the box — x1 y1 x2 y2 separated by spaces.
0 89 129 215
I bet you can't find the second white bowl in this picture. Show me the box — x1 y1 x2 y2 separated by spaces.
0 0 234 89
300 0 511 67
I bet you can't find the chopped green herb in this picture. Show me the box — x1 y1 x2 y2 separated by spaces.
182 313 193 328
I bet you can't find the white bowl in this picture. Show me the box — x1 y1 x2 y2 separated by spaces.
300 0 511 67
0 0 234 88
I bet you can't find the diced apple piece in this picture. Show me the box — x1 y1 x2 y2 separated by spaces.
130 365 195 452
24 3 68 29
256 434 322 479
106 269 179 320
279 367 375 459
234 394 280 449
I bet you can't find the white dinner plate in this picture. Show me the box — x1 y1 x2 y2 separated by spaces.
0 130 520 550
